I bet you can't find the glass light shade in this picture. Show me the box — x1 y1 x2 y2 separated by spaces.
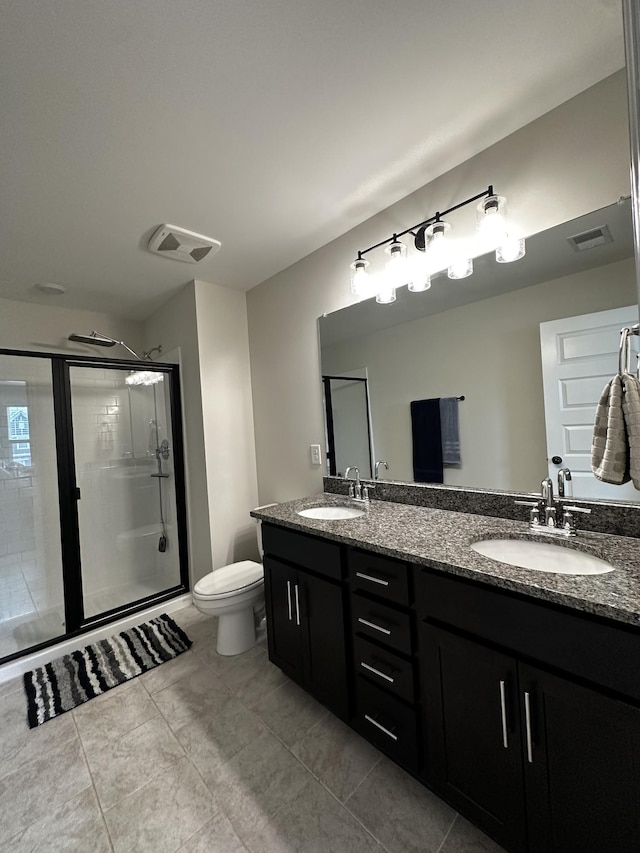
424 221 452 273
384 240 411 289
496 236 526 263
408 274 431 293
477 195 508 250
125 370 164 386
448 257 473 279
350 257 371 296
376 284 396 304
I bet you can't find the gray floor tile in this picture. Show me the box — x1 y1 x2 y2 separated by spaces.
251 680 329 747
85 715 187 810
172 606 218 639
6 787 112 853
217 645 288 707
73 679 159 752
237 777 382 853
0 686 77 779
174 691 266 777
292 712 381 802
140 649 206 695
0 737 92 846
203 728 311 837
178 812 248 852
103 756 217 853
0 674 23 699
345 758 456 853
192 634 261 676
152 666 231 731
440 815 508 853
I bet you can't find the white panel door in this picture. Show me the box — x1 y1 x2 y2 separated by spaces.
540 305 639 500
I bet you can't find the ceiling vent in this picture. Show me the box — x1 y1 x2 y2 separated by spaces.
566 224 613 252
148 224 221 264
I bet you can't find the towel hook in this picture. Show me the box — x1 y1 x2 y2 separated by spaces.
618 324 640 376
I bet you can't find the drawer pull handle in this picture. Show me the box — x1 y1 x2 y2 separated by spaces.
356 571 389 587
364 714 398 741
499 680 508 749
360 661 395 683
357 617 391 636
286 580 293 622
524 691 533 764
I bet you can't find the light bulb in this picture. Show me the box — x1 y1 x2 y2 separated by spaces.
425 221 452 274
350 257 370 296
384 240 411 289
478 195 508 250
376 282 396 304
448 257 473 279
496 237 526 263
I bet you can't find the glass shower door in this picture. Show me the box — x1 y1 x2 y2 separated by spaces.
0 355 66 656
68 364 182 619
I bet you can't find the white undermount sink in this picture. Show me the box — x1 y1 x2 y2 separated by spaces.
297 506 365 520
471 538 615 575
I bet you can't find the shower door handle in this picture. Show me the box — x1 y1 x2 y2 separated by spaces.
75 487 81 500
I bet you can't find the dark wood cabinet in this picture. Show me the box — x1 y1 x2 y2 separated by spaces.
421 625 527 851
521 663 640 853
262 527 349 720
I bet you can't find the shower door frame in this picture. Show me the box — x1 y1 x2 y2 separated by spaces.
0 347 190 664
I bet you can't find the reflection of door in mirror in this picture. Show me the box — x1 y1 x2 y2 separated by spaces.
322 374 373 478
540 305 639 500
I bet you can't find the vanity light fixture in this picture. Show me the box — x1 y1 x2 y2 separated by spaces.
349 185 525 303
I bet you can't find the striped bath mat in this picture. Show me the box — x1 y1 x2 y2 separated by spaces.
23 613 192 728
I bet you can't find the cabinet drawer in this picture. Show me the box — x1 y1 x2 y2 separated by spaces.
416 566 640 703
349 549 410 605
262 523 342 580
355 677 419 772
353 635 415 704
351 593 413 655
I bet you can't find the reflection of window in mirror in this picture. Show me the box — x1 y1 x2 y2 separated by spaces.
6 405 32 471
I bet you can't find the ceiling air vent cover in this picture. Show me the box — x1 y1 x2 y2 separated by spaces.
566 224 613 253
148 224 221 264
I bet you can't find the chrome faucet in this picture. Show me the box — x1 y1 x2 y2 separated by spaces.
557 467 572 498
374 460 389 480
515 468 590 536
344 466 361 499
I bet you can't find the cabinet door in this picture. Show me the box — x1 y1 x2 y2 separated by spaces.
263 556 303 680
520 663 640 853
421 624 527 853
300 571 349 720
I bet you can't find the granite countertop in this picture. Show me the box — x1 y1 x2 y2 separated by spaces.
252 493 640 628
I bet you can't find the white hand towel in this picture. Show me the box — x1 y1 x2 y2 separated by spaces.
591 375 630 485
622 374 640 489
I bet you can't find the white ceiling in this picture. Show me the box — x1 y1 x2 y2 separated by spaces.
0 0 625 321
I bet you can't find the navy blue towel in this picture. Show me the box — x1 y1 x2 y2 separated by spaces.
410 399 443 483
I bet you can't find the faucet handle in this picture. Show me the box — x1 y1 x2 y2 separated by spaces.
514 500 539 506
562 505 591 514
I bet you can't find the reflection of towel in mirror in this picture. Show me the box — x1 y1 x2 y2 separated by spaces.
439 397 461 465
622 375 640 489
410 399 443 483
591 376 629 485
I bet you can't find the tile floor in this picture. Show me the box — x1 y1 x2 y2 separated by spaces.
0 604 507 852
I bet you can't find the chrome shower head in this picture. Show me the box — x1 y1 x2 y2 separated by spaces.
68 332 117 347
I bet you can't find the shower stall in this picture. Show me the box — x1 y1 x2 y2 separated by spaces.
0 348 189 663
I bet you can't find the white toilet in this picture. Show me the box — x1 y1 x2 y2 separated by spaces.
192 506 275 656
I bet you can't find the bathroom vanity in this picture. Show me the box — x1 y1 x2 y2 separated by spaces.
253 495 640 853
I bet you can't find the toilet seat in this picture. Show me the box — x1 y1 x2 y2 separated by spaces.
194 560 263 600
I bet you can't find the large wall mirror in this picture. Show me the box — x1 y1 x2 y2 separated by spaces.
320 68 640 506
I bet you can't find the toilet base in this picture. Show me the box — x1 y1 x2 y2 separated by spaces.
216 608 258 656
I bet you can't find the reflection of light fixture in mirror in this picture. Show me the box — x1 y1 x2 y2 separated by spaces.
350 256 371 296
125 371 165 386
496 236 526 263
350 184 525 304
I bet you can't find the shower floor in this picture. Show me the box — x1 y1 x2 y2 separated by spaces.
0 560 166 661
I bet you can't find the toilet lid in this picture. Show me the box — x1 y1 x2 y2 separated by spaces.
194 560 263 597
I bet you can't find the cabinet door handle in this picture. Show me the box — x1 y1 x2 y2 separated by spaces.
360 661 395 684
286 580 293 621
524 691 533 764
357 617 391 636
364 714 398 741
294 583 301 626
356 571 389 587
499 680 508 749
